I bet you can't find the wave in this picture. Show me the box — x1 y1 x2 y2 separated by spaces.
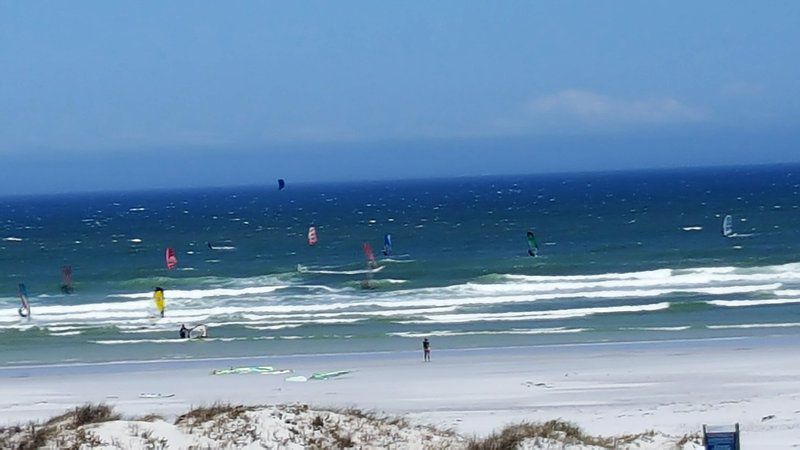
387 327 587 338
298 265 386 275
707 298 800 308
244 324 304 331
400 302 671 324
682 226 703 231
111 285 287 300
707 322 800 330
380 258 415 264
619 326 691 332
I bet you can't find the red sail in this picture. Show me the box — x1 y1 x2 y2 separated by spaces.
362 242 375 263
165 247 178 270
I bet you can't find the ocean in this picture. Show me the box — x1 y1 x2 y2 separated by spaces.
2 164 800 367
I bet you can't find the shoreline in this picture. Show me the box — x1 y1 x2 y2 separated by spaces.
0 331 789 374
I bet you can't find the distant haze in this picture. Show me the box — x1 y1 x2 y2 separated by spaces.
1 1 799 195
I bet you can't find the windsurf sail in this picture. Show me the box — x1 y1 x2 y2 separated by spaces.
153 287 165 317
362 243 377 289
211 366 286 375
165 247 178 270
382 234 392 256
278 179 286 190
18 283 30 318
310 370 351 380
308 226 318 246
189 324 208 339
61 266 73 294
526 231 539 257
363 242 376 265
722 215 733 237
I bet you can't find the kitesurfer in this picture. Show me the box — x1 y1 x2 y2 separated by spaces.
207 242 213 250
422 338 431 362
179 324 189 339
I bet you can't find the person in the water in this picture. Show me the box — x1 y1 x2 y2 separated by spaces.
423 338 431 362
179 324 189 339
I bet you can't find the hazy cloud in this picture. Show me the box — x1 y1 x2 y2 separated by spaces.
720 81 766 97
527 90 707 126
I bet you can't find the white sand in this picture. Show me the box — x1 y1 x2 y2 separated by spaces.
1 335 798 448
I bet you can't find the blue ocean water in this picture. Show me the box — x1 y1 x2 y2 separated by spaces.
2 165 800 366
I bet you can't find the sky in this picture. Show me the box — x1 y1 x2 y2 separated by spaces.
1 1 799 195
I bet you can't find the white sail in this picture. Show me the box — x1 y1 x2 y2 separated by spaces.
722 215 733 237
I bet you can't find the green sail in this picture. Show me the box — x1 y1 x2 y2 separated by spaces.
526 231 539 257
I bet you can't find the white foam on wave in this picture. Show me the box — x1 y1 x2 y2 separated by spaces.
707 298 800 308
244 324 304 331
707 322 800 330
49 330 82 336
298 266 385 275
620 326 691 332
401 302 671 324
388 327 587 338
380 258 415 264
2 237 23 242
501 268 673 283
774 290 800 297
112 285 285 300
91 336 270 345
682 226 703 231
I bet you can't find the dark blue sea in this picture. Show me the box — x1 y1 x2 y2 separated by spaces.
2 165 800 366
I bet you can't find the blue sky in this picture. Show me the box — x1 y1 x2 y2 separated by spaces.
1 1 799 194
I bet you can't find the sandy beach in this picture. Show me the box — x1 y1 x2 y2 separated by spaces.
2 334 798 447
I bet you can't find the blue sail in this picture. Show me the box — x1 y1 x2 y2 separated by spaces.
18 283 30 318
278 179 286 190
383 233 392 256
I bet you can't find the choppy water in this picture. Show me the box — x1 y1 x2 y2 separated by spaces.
2 165 800 366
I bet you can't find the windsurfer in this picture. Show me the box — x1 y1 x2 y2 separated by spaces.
154 287 165 317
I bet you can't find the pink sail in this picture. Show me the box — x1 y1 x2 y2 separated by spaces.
307 227 318 246
165 247 178 270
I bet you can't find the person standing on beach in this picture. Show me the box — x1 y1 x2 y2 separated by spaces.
423 338 431 362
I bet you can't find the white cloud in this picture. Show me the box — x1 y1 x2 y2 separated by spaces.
526 89 707 126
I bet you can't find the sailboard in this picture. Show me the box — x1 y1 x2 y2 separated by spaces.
382 234 392 256
61 266 74 294
165 247 178 270
278 179 286 190
526 231 539 257
308 226 318 246
722 215 733 237
18 283 30 318
153 287 165 317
